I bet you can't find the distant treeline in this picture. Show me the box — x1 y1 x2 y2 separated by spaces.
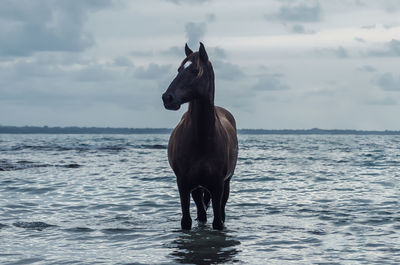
239 128 400 135
0 126 172 134
1 126 400 135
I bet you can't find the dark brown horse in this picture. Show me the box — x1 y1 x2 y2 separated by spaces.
162 43 238 230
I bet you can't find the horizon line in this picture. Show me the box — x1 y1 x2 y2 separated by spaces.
1 125 400 135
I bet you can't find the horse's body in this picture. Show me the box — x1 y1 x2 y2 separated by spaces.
162 43 238 230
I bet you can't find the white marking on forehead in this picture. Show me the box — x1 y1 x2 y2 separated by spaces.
183 61 192 69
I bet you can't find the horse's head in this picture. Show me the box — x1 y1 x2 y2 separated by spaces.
162 42 213 110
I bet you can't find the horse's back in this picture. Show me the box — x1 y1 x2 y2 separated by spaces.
215 106 236 132
215 106 238 178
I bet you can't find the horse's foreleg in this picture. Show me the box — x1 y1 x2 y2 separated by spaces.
210 183 224 230
221 179 231 223
178 184 192 230
192 188 207 223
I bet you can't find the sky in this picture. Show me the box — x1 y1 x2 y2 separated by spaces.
1 0 400 130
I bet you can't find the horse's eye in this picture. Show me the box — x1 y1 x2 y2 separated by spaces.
191 68 199 75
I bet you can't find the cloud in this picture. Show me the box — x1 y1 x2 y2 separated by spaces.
130 50 154 57
379 0 400 12
185 22 207 47
357 65 376 72
251 74 290 91
335 46 349 58
288 24 315 34
182 13 216 49
206 13 216 23
161 46 184 57
167 0 210 5
212 60 244 80
355 37 366 43
0 0 112 57
368 39 400 57
113 56 134 67
133 63 172 80
266 2 322 22
367 97 397 106
209 47 228 59
377 73 400 91
315 46 349 58
361 24 376 30
75 65 117 82
0 55 160 118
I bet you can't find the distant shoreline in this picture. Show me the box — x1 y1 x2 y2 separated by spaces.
1 126 400 135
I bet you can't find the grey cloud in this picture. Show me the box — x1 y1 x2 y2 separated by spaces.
185 22 207 47
377 73 400 91
289 24 315 34
0 57 157 113
380 0 400 12
367 97 397 105
133 63 172 80
183 14 216 49
355 37 365 43
206 13 216 23
0 0 112 57
2 56 118 83
368 39 400 57
0 56 90 84
212 60 244 80
335 46 349 58
383 24 396 29
76 65 117 82
362 24 376 29
315 46 349 58
209 47 228 60
357 65 376 72
251 74 290 91
362 24 396 30
0 54 88 88
130 50 154 57
266 2 322 22
167 0 210 4
161 46 183 57
113 56 134 67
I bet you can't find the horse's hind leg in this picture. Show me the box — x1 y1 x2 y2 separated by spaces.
210 183 224 230
203 190 211 210
192 188 207 223
221 178 231 223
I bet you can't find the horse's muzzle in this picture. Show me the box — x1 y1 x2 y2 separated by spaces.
162 92 181 110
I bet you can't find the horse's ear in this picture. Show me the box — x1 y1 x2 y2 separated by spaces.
185 43 193 57
199 42 208 62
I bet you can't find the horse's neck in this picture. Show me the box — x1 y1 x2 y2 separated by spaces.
188 96 216 150
188 64 216 152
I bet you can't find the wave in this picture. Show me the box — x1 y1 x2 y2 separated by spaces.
138 144 167 149
0 159 82 171
13 221 55 231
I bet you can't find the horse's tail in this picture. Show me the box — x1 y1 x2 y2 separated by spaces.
203 189 211 210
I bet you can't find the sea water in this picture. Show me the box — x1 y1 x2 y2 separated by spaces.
0 134 399 264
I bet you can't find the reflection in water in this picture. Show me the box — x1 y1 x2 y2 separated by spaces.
169 227 241 264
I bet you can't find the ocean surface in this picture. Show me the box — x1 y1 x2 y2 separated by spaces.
0 134 399 264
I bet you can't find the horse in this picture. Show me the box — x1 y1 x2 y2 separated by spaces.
162 43 238 230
